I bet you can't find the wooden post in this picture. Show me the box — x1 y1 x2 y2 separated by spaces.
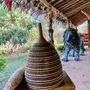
88 20 90 47
48 10 54 45
81 10 90 47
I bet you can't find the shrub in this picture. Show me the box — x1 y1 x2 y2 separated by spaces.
55 44 64 53
20 44 31 53
0 55 6 71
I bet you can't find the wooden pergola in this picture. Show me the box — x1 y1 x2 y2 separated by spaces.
4 0 90 25
42 0 90 46
4 0 90 45
3 1 90 90
40 0 90 46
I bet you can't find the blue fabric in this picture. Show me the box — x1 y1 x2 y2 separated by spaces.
74 45 80 61
69 49 75 57
69 36 85 57
62 28 80 61
79 36 85 55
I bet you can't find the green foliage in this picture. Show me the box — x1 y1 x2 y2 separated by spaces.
0 3 8 16
0 28 29 45
26 24 33 31
2 30 12 43
29 28 39 40
0 4 65 55
11 28 29 45
55 44 64 53
0 7 34 46
0 55 6 71
0 36 5 45
0 6 38 54
57 45 64 52
20 44 30 53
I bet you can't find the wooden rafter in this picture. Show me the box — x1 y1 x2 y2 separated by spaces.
49 0 56 4
40 0 68 20
66 1 90 17
42 0 90 25
51 0 64 6
13 0 90 25
58 0 78 10
55 0 71 8
59 0 88 12
81 10 90 20
63 0 90 12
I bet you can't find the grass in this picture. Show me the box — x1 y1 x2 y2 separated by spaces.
0 53 28 88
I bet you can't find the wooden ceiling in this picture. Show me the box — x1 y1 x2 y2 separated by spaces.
47 0 90 25
13 0 90 25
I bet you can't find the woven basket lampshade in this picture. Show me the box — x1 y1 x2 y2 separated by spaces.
25 23 63 90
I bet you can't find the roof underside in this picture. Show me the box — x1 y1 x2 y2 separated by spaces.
12 0 90 25
47 0 90 25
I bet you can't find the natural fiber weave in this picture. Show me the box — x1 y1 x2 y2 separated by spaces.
25 23 63 90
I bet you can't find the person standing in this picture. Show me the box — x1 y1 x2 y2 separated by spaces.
62 27 80 62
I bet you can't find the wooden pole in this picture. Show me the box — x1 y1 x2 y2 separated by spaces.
81 10 90 20
81 10 90 47
88 20 90 47
48 10 54 45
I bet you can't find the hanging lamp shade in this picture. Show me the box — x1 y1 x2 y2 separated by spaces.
25 23 63 90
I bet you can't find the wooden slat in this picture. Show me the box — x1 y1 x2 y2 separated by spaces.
64 0 89 12
81 10 90 20
55 0 72 9
69 6 90 19
58 0 78 10
49 0 56 4
30 0 89 25
40 0 51 8
40 0 68 20
63 0 90 13
59 0 89 12
88 20 90 47
52 0 64 7
65 1 90 17
70 12 87 26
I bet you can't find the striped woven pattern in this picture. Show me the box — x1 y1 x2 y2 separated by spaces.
25 23 63 90
25 41 63 90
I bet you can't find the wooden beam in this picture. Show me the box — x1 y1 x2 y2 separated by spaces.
48 10 54 45
49 0 56 4
65 1 90 17
39 0 51 8
81 10 90 20
40 0 68 20
38 0 54 45
81 11 90 47
58 0 79 10
88 20 90 47
52 0 64 7
59 0 89 12
63 0 89 13
55 0 71 8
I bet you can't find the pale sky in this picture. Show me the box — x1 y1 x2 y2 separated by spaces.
77 21 88 33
